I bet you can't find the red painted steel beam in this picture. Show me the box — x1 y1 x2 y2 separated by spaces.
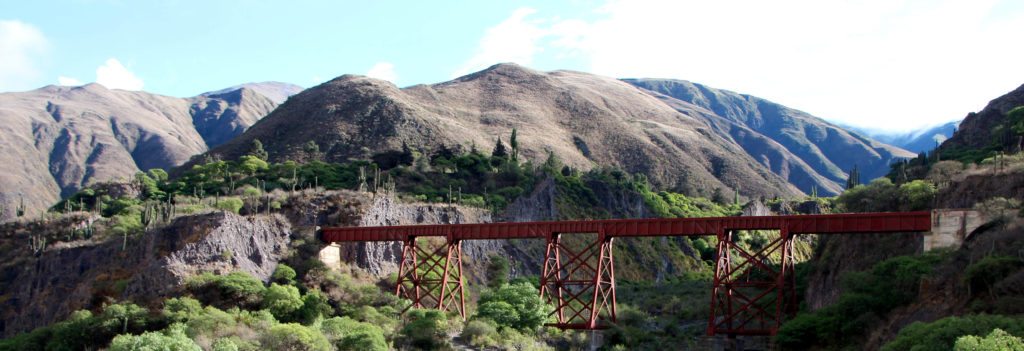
321 211 933 243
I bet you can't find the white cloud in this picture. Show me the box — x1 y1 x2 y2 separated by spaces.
0 20 48 92
96 58 144 90
57 76 83 86
453 8 549 77
466 1 1024 132
366 62 398 83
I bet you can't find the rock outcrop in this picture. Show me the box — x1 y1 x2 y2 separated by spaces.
0 212 292 336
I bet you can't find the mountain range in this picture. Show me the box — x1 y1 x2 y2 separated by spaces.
845 121 959 154
201 64 914 199
0 83 300 217
1 64 930 217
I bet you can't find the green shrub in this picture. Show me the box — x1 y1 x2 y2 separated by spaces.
162 297 204 323
883 315 1024 351
108 323 201 351
321 317 388 351
187 272 266 308
476 282 552 331
898 180 937 211
211 338 240 351
399 309 449 349
272 264 297 285
955 328 1024 350
964 255 1024 296
262 283 304 321
462 319 500 348
214 198 244 214
261 323 331 351
297 289 334 323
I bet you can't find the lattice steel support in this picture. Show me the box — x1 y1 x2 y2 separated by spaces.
539 232 617 329
707 227 796 336
395 236 466 319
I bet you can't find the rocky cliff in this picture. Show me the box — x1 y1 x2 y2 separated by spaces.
0 188 496 337
0 212 292 336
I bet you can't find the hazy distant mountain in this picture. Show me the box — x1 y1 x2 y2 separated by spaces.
848 121 959 154
0 84 282 218
201 63 805 199
202 81 303 104
624 79 915 194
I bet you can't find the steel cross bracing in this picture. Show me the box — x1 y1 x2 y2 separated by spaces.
321 211 932 335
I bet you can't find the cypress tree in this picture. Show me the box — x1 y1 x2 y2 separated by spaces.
510 128 519 161
845 165 860 190
492 137 508 159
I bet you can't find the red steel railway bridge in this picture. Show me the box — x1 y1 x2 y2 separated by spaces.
321 211 933 336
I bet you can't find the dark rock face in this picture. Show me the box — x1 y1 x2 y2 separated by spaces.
941 83 1024 153
625 78 915 196
0 212 292 337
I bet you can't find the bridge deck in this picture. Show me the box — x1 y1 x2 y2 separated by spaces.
321 211 932 242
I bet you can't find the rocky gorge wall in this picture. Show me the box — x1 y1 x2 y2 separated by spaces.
0 212 293 337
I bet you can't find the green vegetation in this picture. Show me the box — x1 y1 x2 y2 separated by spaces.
837 178 936 212
882 314 1024 351
776 251 947 349
108 323 200 351
475 282 551 331
955 328 1024 351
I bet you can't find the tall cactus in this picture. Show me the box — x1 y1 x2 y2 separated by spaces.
16 195 25 218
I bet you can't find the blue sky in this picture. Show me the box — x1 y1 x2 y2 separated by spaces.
2 0 1023 132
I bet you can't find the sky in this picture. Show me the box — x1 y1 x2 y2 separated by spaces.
1 0 1022 133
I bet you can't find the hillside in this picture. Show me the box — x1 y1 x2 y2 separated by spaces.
0 83 288 218
202 63 806 200
625 79 916 194
939 83 1024 159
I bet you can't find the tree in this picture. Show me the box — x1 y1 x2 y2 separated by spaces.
249 139 269 161
475 282 551 331
846 165 861 189
711 187 727 205
898 180 936 211
297 290 334 323
263 283 304 321
272 264 297 285
492 138 509 159
303 140 322 162
162 297 203 323
399 141 415 166
510 128 519 161
1009 106 1024 151
486 254 510 289
237 155 269 177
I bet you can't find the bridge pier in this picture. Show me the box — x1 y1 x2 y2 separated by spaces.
395 236 466 319
540 232 617 329
708 227 797 336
